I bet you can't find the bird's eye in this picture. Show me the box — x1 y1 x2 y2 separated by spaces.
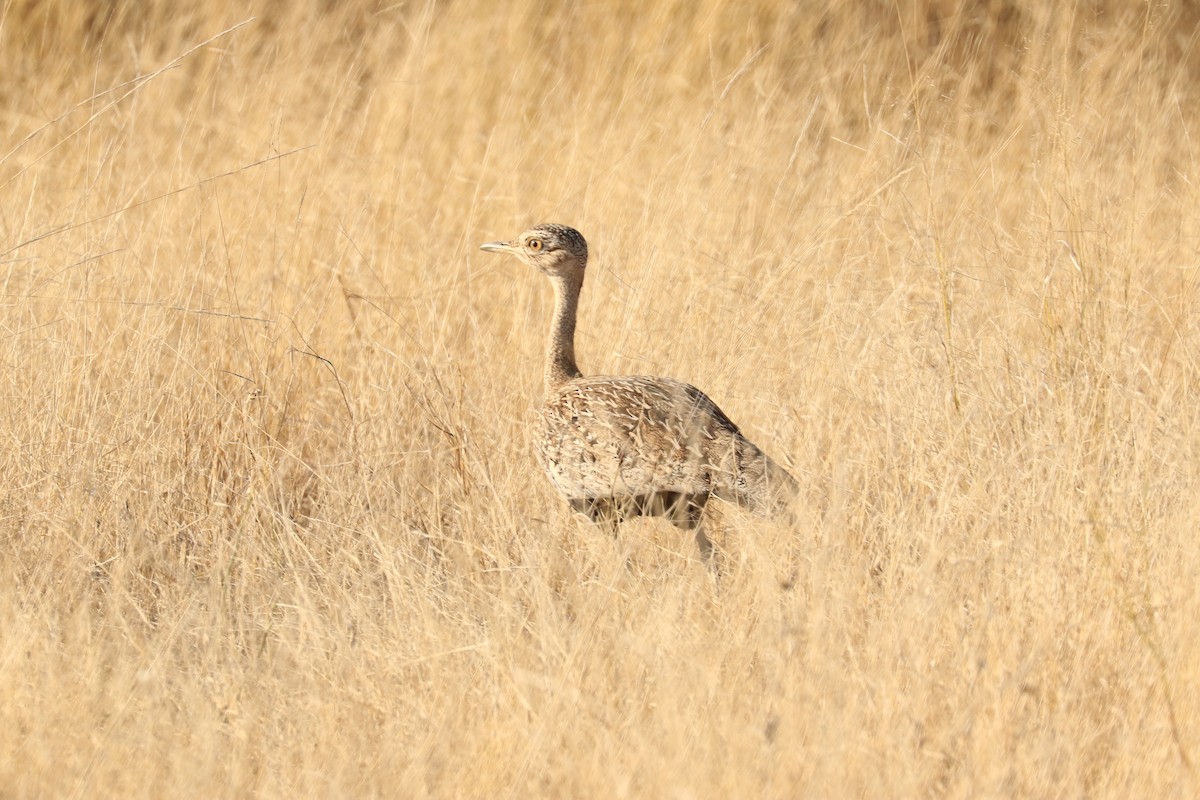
528 239 543 251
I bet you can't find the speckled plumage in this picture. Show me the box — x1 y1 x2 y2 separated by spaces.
480 224 795 557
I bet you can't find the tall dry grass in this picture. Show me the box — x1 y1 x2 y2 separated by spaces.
2 0 1199 795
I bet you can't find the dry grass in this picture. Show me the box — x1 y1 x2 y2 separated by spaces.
3 0 1200 795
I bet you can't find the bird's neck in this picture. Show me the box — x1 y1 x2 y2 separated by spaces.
545 273 584 392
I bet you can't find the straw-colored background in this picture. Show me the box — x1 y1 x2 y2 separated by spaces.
3 1 1199 795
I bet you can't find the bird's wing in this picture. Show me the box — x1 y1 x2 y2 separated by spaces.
537 375 740 499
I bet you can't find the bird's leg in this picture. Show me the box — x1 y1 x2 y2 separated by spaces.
663 493 713 561
571 497 621 539
596 511 620 540
693 524 715 562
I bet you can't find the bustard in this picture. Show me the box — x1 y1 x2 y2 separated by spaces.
480 224 796 558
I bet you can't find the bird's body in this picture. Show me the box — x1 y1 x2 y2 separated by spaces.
480 224 795 557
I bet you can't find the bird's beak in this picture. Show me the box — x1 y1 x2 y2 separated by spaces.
479 240 514 254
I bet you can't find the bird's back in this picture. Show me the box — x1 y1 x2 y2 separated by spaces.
537 375 795 516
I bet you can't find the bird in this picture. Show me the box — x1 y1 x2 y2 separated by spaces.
479 223 796 558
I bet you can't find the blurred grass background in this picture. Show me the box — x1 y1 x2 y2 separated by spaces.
2 0 1199 795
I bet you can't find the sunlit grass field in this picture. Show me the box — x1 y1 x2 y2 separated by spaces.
3 1 1200 795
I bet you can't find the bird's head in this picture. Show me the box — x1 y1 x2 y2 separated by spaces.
479 223 588 280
